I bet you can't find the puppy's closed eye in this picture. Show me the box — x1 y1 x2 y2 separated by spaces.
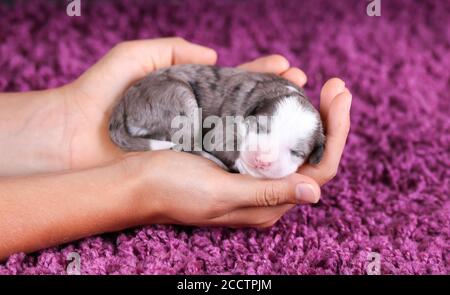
290 149 305 158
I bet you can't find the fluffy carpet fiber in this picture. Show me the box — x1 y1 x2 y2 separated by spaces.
0 0 448 274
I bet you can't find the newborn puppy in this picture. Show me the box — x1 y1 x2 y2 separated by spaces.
109 64 325 179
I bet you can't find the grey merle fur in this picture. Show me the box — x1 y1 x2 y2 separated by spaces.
109 64 325 171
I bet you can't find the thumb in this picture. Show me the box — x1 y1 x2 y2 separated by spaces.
226 173 321 208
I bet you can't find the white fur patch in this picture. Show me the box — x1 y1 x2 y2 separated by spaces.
235 96 319 179
271 96 318 146
149 139 175 150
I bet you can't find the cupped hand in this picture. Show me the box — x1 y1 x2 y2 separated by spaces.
61 37 218 169
61 37 351 227
122 150 318 228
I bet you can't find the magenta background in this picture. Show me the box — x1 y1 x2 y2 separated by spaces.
0 0 448 274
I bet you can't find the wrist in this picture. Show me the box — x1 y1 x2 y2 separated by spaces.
0 86 71 175
111 153 163 227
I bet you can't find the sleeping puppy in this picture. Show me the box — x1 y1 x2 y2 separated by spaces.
109 64 325 179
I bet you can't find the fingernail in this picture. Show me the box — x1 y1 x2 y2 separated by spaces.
295 183 318 203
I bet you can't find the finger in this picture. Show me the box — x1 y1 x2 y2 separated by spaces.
76 38 217 103
209 204 294 227
320 77 346 121
238 55 290 74
115 37 217 76
144 37 218 70
281 67 308 87
106 37 217 75
298 90 352 185
223 172 321 209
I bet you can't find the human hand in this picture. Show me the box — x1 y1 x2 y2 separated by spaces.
60 37 218 169
119 78 351 229
120 150 320 228
297 78 352 185
232 50 352 223
113 46 350 228
60 38 351 228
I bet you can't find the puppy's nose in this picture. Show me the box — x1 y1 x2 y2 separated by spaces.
246 148 278 169
254 156 272 169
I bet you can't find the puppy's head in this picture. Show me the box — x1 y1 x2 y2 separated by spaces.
235 95 325 179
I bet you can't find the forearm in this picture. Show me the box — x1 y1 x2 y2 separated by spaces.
0 88 70 176
0 159 146 261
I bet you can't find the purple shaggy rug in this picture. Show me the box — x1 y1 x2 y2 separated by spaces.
0 0 448 274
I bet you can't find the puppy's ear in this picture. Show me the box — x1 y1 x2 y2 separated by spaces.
308 131 325 165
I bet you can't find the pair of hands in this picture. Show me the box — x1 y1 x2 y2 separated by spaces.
60 37 351 228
